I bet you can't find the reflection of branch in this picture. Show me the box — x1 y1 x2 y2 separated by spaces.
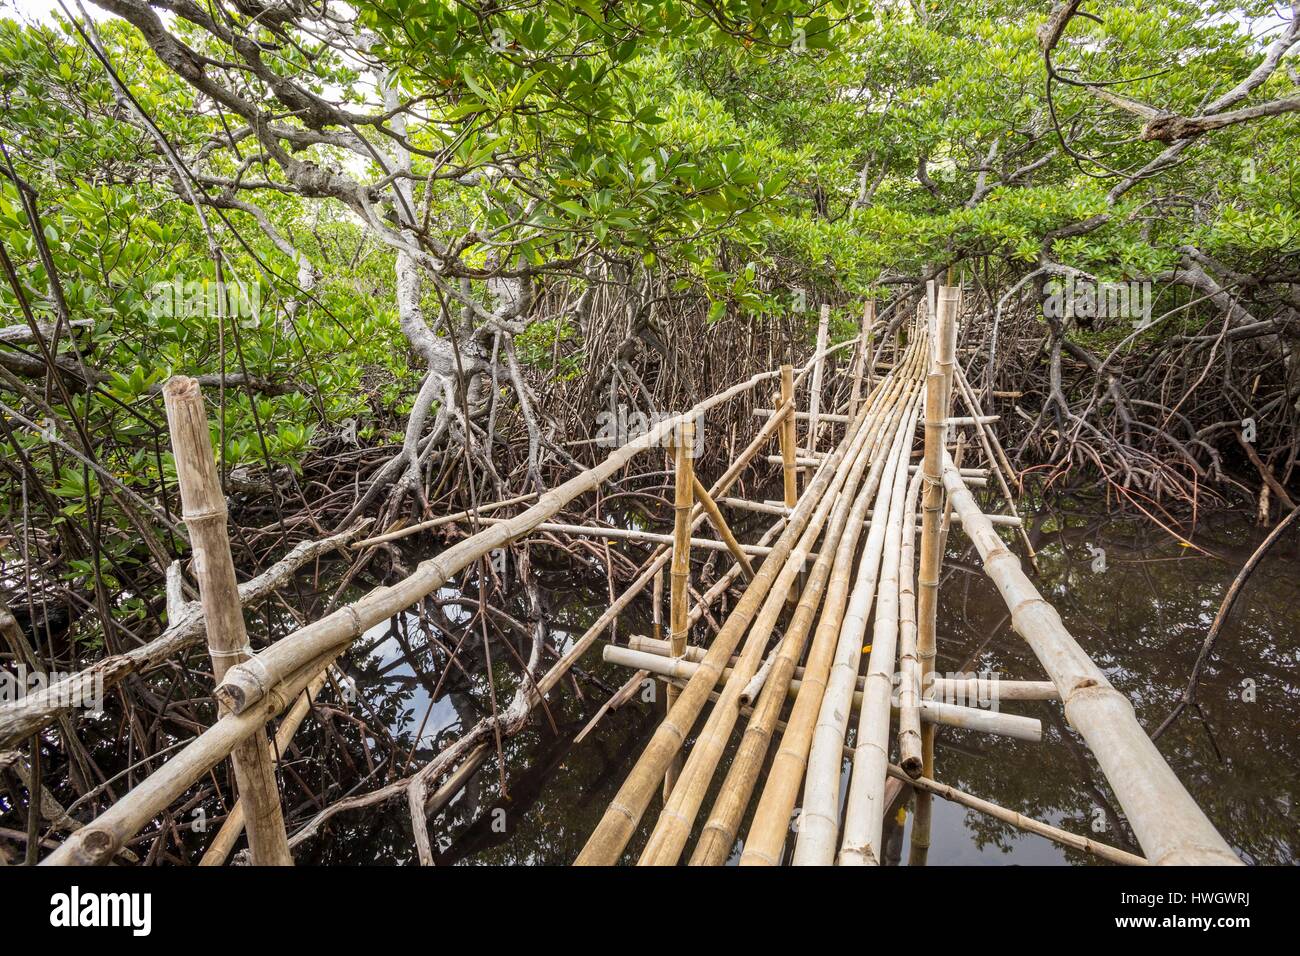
1152 506 1300 740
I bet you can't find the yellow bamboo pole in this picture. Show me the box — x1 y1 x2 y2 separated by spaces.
910 285 958 865
575 401 867 865
637 402 878 865
689 372 896 865
691 474 755 582
780 364 797 507
664 421 695 797
740 338 926 866
161 377 292 867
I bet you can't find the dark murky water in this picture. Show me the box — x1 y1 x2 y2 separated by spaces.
278 498 1299 866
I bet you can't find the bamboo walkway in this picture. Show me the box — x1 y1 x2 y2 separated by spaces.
29 285 1241 867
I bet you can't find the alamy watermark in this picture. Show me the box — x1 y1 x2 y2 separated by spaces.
149 278 262 326
893 669 1006 712
49 886 151 936
595 406 704 455
1043 276 1153 329
1 665 106 713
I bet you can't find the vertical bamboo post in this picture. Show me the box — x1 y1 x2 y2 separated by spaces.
779 364 797 507
910 285 959 866
849 300 875 420
162 376 293 866
779 363 800 609
664 420 695 798
807 304 830 454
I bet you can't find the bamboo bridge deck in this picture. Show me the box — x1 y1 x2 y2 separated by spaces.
26 284 1241 867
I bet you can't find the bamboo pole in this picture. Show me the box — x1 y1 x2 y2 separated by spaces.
849 301 875 420
779 364 798 507
602 647 1041 742
636 400 882 865
890 767 1147 866
740 339 926 866
436 516 783 557
940 453 1241 866
792 351 925 865
664 422 695 796
162 376 292 867
687 377 892 865
952 363 1037 566
350 492 539 548
897 466 924 775
911 284 959 865
806 304 830 453
651 569 663 645
840 465 923 864
575 398 868 865
754 409 851 423
690 474 755 581
200 664 332 865
625 637 1059 702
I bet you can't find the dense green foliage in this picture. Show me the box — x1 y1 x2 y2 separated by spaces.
0 0 1296 581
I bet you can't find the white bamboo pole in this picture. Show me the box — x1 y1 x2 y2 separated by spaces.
897 465 924 775
755 409 850 423
436 516 784 557
602 647 1041 742
940 453 1241 866
806 303 830 453
839 425 924 864
350 492 539 548
625 637 1059 701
